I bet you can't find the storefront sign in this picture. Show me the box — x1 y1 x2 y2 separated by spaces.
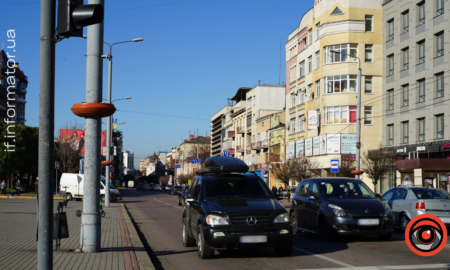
319 135 327 155
397 147 407 153
327 134 340 154
341 134 356 154
442 143 450 150
417 146 426 151
296 139 304 158
313 136 320 156
305 138 313 157
308 110 318 130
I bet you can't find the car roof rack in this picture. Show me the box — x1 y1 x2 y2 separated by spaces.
202 156 249 173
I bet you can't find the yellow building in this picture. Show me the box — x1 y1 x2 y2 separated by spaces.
285 0 383 187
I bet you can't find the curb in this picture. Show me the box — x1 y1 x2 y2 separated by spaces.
120 203 155 270
0 195 65 200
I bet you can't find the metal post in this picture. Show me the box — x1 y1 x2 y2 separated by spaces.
38 0 55 268
104 49 112 207
197 143 199 171
82 0 104 252
355 67 362 180
55 169 57 196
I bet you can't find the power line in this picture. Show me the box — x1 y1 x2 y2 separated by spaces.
117 110 210 121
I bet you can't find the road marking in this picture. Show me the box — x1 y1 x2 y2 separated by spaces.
164 202 170 205
293 247 353 268
295 264 450 270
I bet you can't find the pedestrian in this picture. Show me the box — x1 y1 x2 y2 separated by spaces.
34 179 39 192
15 179 22 196
0 180 6 195
427 183 434 189
122 182 125 188
271 186 277 194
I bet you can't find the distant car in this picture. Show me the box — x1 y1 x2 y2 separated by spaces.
381 187 450 232
178 185 190 206
153 185 162 191
144 184 151 191
136 183 144 191
171 186 182 195
165 185 172 191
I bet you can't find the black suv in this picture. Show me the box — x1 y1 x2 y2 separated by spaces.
181 156 292 259
290 178 394 240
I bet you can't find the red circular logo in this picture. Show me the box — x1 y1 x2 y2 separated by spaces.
405 214 447 257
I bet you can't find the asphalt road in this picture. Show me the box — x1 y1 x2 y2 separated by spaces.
122 189 450 270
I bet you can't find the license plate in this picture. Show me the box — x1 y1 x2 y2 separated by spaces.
239 235 267 243
439 217 450 224
357 219 379 226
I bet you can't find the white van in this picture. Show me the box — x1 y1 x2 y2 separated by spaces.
59 173 122 202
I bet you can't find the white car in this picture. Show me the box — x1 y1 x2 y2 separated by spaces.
153 185 162 191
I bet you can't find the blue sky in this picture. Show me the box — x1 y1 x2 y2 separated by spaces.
1 0 310 167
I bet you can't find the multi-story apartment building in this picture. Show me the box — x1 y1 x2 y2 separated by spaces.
382 0 450 193
268 111 287 188
0 50 28 124
285 0 384 188
176 135 211 177
210 103 233 156
123 150 134 175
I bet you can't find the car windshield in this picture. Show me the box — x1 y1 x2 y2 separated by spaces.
101 180 115 189
319 180 376 199
203 176 271 198
412 188 450 200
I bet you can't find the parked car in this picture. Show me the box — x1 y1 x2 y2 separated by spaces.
171 185 182 195
178 185 190 206
136 183 144 191
144 184 151 191
290 177 394 241
153 185 162 191
165 185 172 191
59 173 121 202
381 187 450 232
182 156 291 259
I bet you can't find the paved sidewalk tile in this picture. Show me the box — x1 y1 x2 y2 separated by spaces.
0 199 130 270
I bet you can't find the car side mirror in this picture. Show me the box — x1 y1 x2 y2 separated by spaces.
186 197 196 203
308 195 316 201
375 194 382 200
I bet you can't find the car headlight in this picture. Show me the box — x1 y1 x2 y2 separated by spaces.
273 213 290 223
384 203 392 214
328 204 349 217
205 215 229 226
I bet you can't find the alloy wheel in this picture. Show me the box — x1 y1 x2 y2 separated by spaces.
197 230 202 257
401 216 410 232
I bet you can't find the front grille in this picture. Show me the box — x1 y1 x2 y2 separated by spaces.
229 214 272 227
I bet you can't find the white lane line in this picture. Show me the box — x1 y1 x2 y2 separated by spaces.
295 264 450 270
164 202 170 205
293 247 353 268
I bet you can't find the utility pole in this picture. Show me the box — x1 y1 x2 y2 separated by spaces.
355 66 362 180
197 142 199 171
104 52 112 207
82 0 104 252
38 0 55 268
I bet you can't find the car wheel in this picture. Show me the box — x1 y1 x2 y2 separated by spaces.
274 239 293 257
178 198 182 206
291 212 299 234
66 193 73 201
378 233 392 241
197 226 214 259
182 218 195 247
319 218 333 241
400 215 410 232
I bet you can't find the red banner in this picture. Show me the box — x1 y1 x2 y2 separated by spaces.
59 129 106 155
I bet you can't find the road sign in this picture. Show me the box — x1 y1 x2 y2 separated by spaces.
55 161 60 170
261 167 266 174
223 151 230 157
174 164 181 169
331 159 339 173
192 159 201 164
110 166 115 173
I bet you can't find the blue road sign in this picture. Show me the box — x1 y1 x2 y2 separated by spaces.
261 167 266 174
174 164 181 169
192 159 201 164
55 161 60 170
110 166 115 173
331 159 339 173
224 151 230 157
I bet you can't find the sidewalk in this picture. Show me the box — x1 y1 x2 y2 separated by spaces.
0 198 151 270
279 198 292 209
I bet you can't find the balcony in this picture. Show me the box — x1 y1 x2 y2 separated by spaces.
251 142 259 149
236 145 244 152
256 140 269 149
236 126 245 134
247 125 252 133
227 131 235 137
270 155 280 162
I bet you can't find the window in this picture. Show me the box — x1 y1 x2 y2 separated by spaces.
418 2 425 25
308 29 312 45
316 23 321 40
364 106 373 125
365 45 373 63
324 106 357 124
418 41 425 64
299 181 310 197
291 118 296 134
20 83 24 89
247 97 252 108
332 7 344 16
418 79 425 103
300 61 305 77
387 19 394 41
402 121 409 143
247 114 252 126
365 15 373 32
388 54 394 76
291 94 296 108
437 0 444 16
387 89 394 110
436 114 444 139
402 48 409 70
315 51 320 69
316 80 320 98
325 75 357 94
418 118 425 141
365 76 373 94
19 104 24 110
381 189 396 201
308 85 313 101
388 124 394 145
324 44 357 64
402 11 409 33
300 115 305 131
402 84 409 106
299 91 305 104
436 73 444 98
437 33 444 57
308 56 312 73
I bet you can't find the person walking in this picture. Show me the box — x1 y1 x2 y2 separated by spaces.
271 186 277 194
15 179 22 196
0 180 6 196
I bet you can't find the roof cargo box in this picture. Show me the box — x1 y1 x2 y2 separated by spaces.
203 156 249 173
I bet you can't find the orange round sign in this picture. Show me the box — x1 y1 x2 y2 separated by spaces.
405 214 447 257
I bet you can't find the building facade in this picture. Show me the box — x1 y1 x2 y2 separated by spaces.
123 150 134 175
382 0 450 193
285 0 384 188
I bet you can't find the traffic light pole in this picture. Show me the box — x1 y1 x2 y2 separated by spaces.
82 0 104 253
104 51 112 207
38 0 55 268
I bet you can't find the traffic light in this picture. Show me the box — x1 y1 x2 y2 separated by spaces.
57 0 104 38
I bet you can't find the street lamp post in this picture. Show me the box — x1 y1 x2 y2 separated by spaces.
330 50 362 179
102 38 143 207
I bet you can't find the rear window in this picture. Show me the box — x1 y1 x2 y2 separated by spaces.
412 189 450 200
203 176 271 198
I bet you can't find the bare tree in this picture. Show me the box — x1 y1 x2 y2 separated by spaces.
187 145 210 169
178 172 196 185
54 142 81 174
361 144 401 191
272 154 320 188
337 154 356 177
159 175 170 185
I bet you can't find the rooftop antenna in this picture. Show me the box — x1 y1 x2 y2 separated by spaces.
259 80 261 86
1 42 3 50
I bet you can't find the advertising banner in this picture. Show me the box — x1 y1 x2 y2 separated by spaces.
59 129 106 155
296 139 304 158
288 141 295 159
305 138 313 157
341 134 357 154
313 136 320 156
319 135 327 155
326 134 341 154
308 110 318 129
